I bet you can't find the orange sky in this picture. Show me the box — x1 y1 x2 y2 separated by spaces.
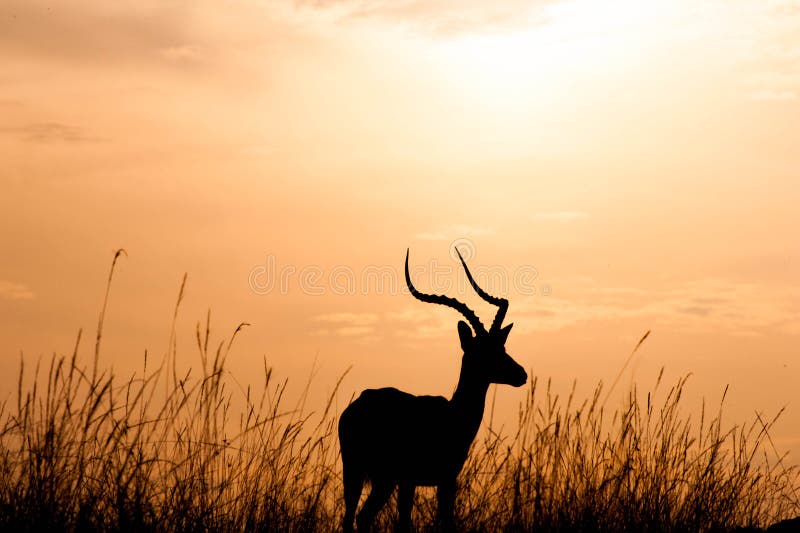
1 0 799 457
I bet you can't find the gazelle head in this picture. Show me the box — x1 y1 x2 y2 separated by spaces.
405 248 527 388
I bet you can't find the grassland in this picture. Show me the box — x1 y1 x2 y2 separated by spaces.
1 258 797 532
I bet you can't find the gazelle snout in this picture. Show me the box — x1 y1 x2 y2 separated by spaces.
493 353 527 387
511 365 528 387
506 360 527 387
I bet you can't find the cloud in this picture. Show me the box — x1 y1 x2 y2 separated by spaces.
311 312 379 338
384 305 469 339
385 307 432 323
533 211 590 222
406 323 454 338
312 307 461 341
0 281 34 300
310 325 379 340
0 122 98 143
313 312 379 325
725 3 800 101
512 277 800 336
311 278 800 342
0 0 193 65
675 305 713 317
295 0 553 37
513 295 628 332
159 45 204 63
335 326 375 337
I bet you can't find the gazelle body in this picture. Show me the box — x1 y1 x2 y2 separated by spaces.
339 249 527 532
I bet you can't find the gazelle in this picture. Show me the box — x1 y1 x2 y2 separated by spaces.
338 248 528 532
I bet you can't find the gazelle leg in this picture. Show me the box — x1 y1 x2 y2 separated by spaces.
342 465 364 533
356 480 394 532
397 483 415 532
436 480 456 532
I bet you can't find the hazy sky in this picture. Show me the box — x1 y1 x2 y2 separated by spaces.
1 0 799 455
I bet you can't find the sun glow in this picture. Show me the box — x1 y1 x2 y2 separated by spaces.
432 0 664 109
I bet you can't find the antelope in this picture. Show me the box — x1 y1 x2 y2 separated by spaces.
338 248 528 532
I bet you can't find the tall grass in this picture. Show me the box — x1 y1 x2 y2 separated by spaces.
0 318 344 532
455 374 799 532
3 348 797 533
0 259 797 531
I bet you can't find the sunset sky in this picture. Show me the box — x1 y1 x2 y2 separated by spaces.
1 1 799 456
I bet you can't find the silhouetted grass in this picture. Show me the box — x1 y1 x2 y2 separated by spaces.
454 374 800 532
2 339 798 532
1 261 797 531
0 318 346 532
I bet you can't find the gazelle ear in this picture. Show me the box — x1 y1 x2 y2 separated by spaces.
498 323 514 343
457 321 474 351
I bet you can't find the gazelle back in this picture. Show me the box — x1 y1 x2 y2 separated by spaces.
338 248 527 532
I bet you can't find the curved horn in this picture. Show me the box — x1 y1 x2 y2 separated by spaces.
455 247 508 332
405 249 486 335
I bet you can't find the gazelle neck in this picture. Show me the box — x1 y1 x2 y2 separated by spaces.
449 364 490 440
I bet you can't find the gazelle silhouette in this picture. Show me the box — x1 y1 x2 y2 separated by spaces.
338 248 527 532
